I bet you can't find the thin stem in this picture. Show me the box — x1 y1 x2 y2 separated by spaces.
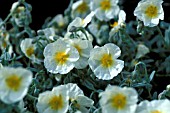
156 26 164 39
0 12 13 27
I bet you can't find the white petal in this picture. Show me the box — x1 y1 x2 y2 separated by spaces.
104 43 121 58
109 60 124 78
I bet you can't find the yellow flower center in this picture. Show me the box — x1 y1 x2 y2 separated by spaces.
2 41 7 48
110 22 118 28
74 44 82 55
54 52 69 65
151 110 162 113
16 6 25 13
26 47 34 57
145 5 158 18
77 2 88 13
111 93 127 110
48 95 64 110
58 22 64 27
100 0 111 10
5 75 22 91
100 54 114 68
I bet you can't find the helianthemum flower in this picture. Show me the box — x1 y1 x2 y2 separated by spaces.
134 0 164 27
99 85 138 113
109 10 126 36
88 43 124 80
65 83 94 113
64 38 93 69
65 12 94 41
48 14 68 30
36 85 69 113
91 0 120 21
71 0 91 19
136 99 170 113
67 11 95 32
0 67 33 104
20 38 41 63
43 38 79 74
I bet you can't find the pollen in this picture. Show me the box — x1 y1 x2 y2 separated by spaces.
58 22 65 27
100 0 111 11
54 51 69 65
77 2 88 13
110 22 118 28
2 41 7 48
100 54 114 68
145 5 158 18
26 47 34 57
48 95 64 110
5 75 22 91
111 93 127 110
74 44 82 55
151 110 162 113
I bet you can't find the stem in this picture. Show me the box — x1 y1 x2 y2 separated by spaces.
0 12 13 27
26 94 38 100
156 26 164 39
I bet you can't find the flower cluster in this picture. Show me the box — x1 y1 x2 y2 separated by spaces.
0 0 170 113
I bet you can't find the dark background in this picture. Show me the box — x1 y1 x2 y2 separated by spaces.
0 0 170 30
0 0 69 30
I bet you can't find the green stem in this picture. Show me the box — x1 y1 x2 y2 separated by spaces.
0 12 13 27
156 26 164 39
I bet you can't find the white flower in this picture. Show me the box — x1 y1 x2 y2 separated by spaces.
20 38 41 63
10 2 19 13
88 43 124 80
64 38 93 69
65 83 94 113
91 0 120 21
136 44 150 59
72 95 94 113
134 0 164 27
48 14 68 28
36 85 69 113
67 12 95 32
42 27 56 41
99 85 138 113
43 38 79 74
65 83 84 99
71 0 91 19
136 99 170 113
109 10 126 36
0 67 32 104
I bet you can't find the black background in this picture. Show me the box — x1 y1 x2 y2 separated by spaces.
0 0 69 30
0 0 170 30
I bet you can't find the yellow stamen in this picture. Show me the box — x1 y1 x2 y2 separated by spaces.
54 52 69 65
48 95 64 110
110 22 118 28
100 54 114 68
77 2 88 13
5 75 22 91
145 5 158 18
151 110 162 113
74 44 82 55
111 93 127 110
58 22 64 27
100 0 111 10
2 41 7 48
16 6 25 13
26 47 34 57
